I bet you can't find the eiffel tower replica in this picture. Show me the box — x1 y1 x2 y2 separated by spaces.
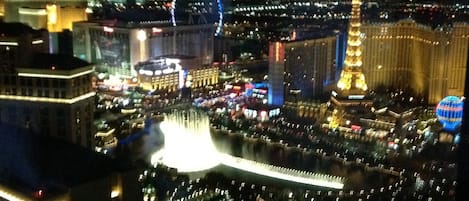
331 0 372 107
329 0 372 128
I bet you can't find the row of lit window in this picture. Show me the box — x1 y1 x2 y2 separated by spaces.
150 85 178 90
190 74 217 78
370 36 441 44
1 87 88 98
150 76 177 81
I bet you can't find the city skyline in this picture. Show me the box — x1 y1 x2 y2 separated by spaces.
0 0 468 201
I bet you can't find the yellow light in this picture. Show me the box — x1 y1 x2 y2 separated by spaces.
0 186 28 201
18 9 47 16
95 129 116 137
17 69 94 79
0 92 95 104
46 4 57 25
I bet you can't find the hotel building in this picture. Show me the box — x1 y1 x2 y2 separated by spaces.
17 4 88 32
0 22 95 148
0 54 95 148
73 20 214 77
135 55 218 91
361 19 469 104
268 36 338 106
3 0 87 31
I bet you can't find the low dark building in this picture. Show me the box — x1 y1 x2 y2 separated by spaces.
0 124 143 201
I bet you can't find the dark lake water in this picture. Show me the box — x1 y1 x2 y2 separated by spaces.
115 122 396 191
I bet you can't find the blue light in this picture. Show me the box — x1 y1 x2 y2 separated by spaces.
215 0 224 36
454 133 461 144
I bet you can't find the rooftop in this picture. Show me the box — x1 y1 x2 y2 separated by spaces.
74 18 213 29
0 22 45 37
24 53 91 70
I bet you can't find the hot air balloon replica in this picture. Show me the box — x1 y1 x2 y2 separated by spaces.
435 96 464 132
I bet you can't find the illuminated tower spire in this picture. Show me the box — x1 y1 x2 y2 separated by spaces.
336 0 367 93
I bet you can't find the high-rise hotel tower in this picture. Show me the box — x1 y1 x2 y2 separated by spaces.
361 20 469 104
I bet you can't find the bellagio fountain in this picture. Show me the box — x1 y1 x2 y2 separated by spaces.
150 109 221 173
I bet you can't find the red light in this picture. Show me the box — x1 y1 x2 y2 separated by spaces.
351 125 361 130
164 2 172 8
245 83 255 89
257 89 267 94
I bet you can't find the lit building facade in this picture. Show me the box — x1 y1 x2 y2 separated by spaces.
0 22 95 149
136 58 183 92
361 19 469 104
3 0 87 31
135 56 218 91
0 54 95 148
73 21 214 77
268 36 338 106
3 0 85 21
187 66 219 88
18 5 88 32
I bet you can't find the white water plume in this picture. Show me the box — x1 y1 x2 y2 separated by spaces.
151 109 221 172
